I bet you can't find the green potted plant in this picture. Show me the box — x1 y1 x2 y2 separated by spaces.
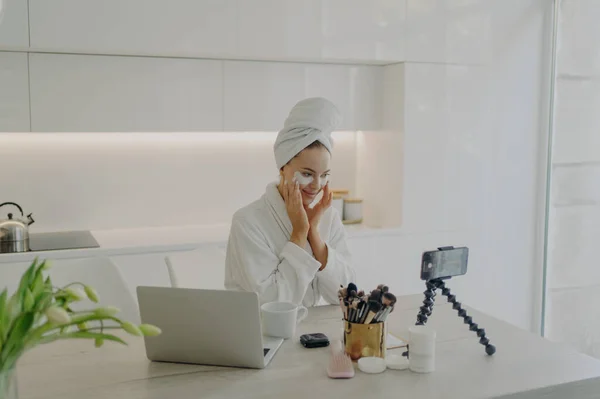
0 258 161 399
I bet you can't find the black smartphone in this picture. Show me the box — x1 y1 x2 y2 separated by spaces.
420 247 469 281
300 333 330 348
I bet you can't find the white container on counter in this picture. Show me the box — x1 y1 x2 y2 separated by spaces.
343 198 363 224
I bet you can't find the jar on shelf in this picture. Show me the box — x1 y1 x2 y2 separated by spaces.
343 198 363 225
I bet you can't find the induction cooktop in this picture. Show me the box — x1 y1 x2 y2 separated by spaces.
28 230 100 252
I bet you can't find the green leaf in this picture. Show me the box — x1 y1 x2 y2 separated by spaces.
54 297 68 309
1 312 34 364
7 312 34 341
31 272 45 299
34 291 53 313
0 289 7 312
23 289 34 312
4 294 22 335
17 260 38 298
0 289 8 340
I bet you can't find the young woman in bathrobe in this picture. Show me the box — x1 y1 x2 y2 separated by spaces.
224 97 356 307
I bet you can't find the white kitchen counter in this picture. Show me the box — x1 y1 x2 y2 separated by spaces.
0 223 401 264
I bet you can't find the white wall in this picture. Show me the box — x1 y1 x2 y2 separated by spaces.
385 0 552 331
0 132 358 231
545 0 600 357
0 0 553 332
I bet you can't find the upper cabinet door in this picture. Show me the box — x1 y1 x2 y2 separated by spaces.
224 61 382 131
28 0 405 63
29 0 237 57
236 0 322 60
223 61 306 131
0 52 30 132
321 0 406 62
305 64 383 130
29 54 223 132
0 0 29 48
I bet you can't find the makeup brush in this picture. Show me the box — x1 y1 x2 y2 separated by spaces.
382 292 397 307
357 298 369 322
369 289 383 304
380 306 393 322
363 301 382 324
348 299 359 322
347 283 357 300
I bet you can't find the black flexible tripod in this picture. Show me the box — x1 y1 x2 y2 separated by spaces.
416 278 496 355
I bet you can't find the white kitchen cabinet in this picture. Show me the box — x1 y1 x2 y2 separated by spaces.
305 64 383 130
223 61 306 131
305 64 354 130
224 61 383 131
29 54 223 132
236 0 322 60
321 0 406 62
0 0 29 48
28 0 405 64
0 52 30 132
29 0 237 56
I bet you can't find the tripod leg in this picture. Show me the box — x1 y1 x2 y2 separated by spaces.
439 282 496 356
416 280 439 325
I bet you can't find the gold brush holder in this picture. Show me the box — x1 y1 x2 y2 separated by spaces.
343 321 386 361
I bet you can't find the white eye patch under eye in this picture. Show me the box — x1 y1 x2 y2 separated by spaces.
294 171 313 185
319 175 329 187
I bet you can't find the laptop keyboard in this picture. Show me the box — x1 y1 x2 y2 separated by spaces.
263 348 270 357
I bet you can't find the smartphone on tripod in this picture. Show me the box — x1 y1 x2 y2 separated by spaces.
420 246 469 281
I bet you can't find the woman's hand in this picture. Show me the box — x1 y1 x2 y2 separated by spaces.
305 182 332 233
281 176 310 247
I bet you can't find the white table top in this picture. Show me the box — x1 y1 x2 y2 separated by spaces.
16 295 600 399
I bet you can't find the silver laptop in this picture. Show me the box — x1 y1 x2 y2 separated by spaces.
136 286 284 369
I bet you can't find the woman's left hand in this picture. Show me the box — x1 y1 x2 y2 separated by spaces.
305 182 333 232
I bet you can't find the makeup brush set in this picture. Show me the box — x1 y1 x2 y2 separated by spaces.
338 283 397 324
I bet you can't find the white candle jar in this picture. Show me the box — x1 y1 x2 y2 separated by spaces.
343 199 363 223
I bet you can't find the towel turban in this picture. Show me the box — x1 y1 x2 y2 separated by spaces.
274 97 342 169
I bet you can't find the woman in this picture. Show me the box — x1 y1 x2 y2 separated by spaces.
224 97 355 307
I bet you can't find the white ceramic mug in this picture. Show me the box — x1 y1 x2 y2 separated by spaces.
261 301 308 339
408 325 436 373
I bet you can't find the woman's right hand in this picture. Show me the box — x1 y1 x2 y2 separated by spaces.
281 176 310 247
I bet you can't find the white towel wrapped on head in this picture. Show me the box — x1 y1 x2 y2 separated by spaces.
274 97 342 169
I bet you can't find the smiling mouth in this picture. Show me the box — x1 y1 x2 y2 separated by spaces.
303 190 318 196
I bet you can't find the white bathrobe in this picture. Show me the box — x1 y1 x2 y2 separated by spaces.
224 182 355 307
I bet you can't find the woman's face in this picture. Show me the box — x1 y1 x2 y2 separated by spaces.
281 146 331 206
